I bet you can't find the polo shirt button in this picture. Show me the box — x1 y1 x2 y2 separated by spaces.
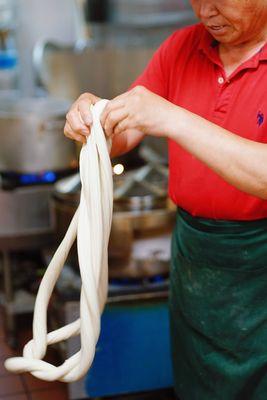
218 77 224 84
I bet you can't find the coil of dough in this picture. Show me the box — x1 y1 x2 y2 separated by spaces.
4 99 113 382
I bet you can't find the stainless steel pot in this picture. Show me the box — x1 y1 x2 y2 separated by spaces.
52 165 176 278
0 96 77 173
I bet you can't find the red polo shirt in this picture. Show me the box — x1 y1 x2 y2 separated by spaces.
132 23 267 220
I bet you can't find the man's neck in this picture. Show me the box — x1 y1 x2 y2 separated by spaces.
219 32 267 77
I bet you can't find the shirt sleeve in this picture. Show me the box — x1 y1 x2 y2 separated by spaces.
129 32 177 98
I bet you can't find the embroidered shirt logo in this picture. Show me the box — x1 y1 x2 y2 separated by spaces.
257 111 264 127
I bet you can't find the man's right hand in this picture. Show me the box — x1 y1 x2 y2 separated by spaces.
64 92 101 144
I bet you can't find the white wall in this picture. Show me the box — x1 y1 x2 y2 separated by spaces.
16 0 78 95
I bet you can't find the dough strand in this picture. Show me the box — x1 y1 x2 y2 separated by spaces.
4 99 113 382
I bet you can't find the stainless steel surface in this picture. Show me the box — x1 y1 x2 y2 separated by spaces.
0 185 55 239
113 164 169 211
111 204 175 231
52 191 174 276
0 96 77 173
108 0 195 27
52 164 175 278
108 231 171 278
33 0 195 100
33 41 156 100
0 183 56 347
0 245 50 347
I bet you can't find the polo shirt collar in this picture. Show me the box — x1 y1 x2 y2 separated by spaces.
198 26 222 68
198 24 267 76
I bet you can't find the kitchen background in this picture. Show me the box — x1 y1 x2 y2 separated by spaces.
0 1 196 399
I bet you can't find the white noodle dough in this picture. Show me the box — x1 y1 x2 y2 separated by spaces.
4 99 113 382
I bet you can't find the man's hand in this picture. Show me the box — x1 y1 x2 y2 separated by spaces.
100 86 176 139
64 92 100 144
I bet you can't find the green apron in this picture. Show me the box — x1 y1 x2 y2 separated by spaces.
170 208 267 400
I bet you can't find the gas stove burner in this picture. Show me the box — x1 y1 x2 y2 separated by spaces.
20 171 57 184
0 168 77 190
108 273 169 297
110 273 168 286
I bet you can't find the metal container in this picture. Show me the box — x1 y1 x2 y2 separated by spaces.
0 184 55 250
52 165 175 278
85 0 196 50
108 0 194 27
0 96 77 173
33 0 196 100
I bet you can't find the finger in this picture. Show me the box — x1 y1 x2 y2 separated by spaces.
100 97 128 127
73 133 87 144
64 121 86 144
101 100 124 127
108 86 142 105
100 88 134 124
113 117 129 136
103 109 129 138
112 90 132 102
78 100 93 126
63 121 73 138
66 108 90 136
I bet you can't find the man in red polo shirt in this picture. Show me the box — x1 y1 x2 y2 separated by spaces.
64 0 267 398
